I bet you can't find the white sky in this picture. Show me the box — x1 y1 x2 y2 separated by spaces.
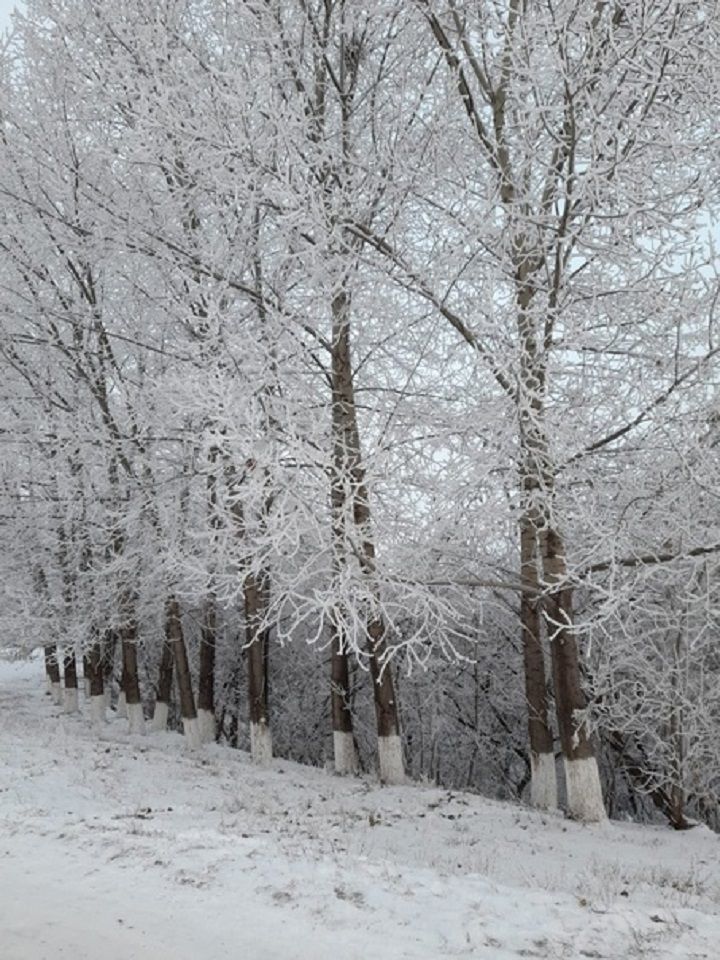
0 1 21 30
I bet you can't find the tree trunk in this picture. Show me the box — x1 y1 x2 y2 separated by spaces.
245 572 272 762
102 629 117 710
165 596 201 748
330 618 359 774
606 729 690 830
120 626 145 735
88 641 106 726
542 526 605 822
516 273 559 810
520 514 557 810
668 620 690 829
198 596 217 743
331 288 404 784
151 639 174 731
82 653 92 699
44 644 62 705
367 616 404 784
63 649 79 714
330 353 359 775
117 634 128 718
516 271 599 819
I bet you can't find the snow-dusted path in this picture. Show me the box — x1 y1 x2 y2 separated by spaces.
1 657 718 959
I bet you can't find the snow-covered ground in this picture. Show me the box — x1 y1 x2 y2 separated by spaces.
1 657 718 959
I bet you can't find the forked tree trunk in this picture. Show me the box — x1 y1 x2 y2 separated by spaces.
517 291 603 820
151 639 174 731
120 626 145 735
520 515 557 810
198 597 217 743
44 644 62 705
516 272 559 811
63 649 79 713
542 527 605 822
87 641 106 726
331 288 404 784
165 597 201 748
330 618 359 775
245 572 272 762
418 0 610 823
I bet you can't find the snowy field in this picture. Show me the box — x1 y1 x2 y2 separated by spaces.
1 657 718 959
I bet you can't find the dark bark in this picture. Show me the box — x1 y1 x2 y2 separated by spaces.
367 618 400 739
165 596 197 724
331 289 402 756
329 365 356 746
516 269 557 786
63 650 78 690
102 629 118 692
88 643 104 698
198 596 216 717
120 626 142 708
520 516 555 766
542 527 594 763
607 729 692 830
155 639 174 709
44 644 61 686
223 458 273 751
244 573 269 728
330 619 354 736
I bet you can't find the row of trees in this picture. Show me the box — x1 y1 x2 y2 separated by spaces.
2 0 720 827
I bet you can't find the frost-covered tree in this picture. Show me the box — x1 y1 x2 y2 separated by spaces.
1 0 720 829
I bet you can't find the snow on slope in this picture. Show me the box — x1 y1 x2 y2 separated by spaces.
0 657 718 959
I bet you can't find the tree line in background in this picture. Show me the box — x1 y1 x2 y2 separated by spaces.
1 0 720 828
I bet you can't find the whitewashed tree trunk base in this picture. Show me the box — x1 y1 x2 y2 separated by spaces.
333 731 359 775
197 709 216 744
90 695 106 726
116 691 127 719
530 751 558 810
104 688 112 709
564 756 606 823
182 716 202 750
63 688 79 714
151 700 169 732
84 679 92 699
127 702 145 735
378 735 405 785
250 721 273 763
51 682 63 706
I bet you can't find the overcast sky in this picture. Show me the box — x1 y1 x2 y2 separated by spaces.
0 1 20 30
